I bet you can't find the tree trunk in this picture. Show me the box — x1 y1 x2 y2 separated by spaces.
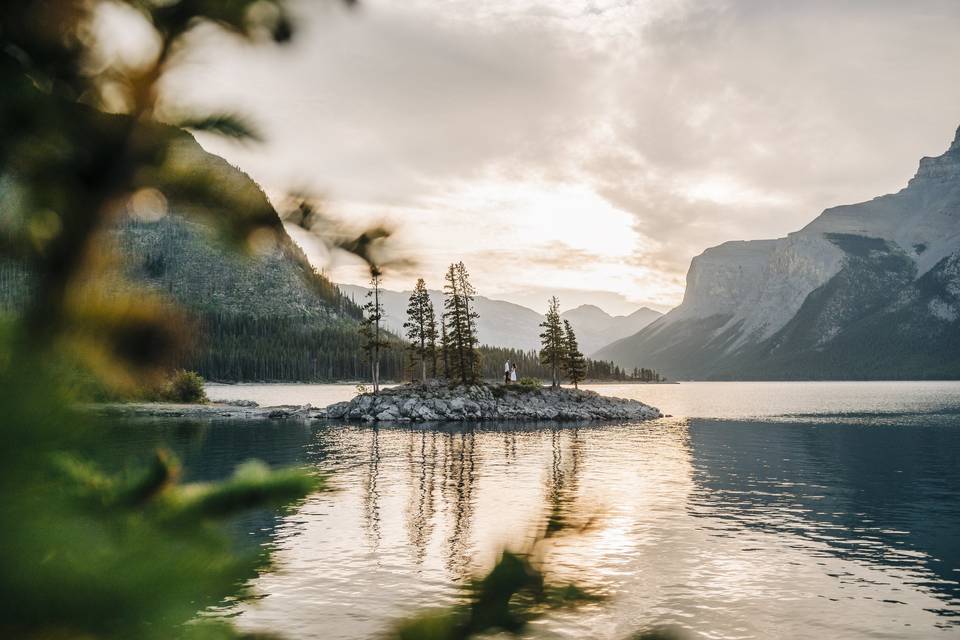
374 284 380 393
462 296 473 382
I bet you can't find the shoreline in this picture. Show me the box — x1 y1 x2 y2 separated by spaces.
90 381 663 423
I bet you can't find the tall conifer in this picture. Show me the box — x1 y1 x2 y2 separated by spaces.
562 319 587 389
539 296 564 389
425 299 439 378
455 262 481 381
403 278 432 382
440 316 450 379
359 268 387 393
442 262 481 384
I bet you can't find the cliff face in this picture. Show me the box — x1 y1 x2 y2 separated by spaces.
596 126 960 379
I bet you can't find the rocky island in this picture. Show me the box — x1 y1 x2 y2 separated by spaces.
93 381 663 423
320 381 662 423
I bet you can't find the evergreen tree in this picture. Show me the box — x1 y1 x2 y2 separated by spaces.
455 262 481 381
443 264 465 381
359 268 387 393
562 319 587 389
403 278 432 382
539 296 565 389
440 318 451 379
442 262 481 383
425 299 439 378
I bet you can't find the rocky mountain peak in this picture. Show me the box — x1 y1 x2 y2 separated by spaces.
562 304 611 321
910 123 960 185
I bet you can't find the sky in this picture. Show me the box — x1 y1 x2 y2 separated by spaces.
154 0 960 315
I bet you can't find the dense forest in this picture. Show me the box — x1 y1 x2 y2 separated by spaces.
477 345 634 382
186 313 645 383
0 218 661 384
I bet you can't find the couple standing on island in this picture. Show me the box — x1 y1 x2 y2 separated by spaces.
503 361 518 384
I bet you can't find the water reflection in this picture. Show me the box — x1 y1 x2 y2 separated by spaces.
441 429 479 578
545 428 586 534
107 413 960 639
363 427 382 551
405 430 439 565
686 419 960 615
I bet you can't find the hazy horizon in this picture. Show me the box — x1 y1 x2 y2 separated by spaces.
150 0 960 315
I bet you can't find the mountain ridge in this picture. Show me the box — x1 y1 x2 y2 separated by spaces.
337 284 661 354
596 125 960 379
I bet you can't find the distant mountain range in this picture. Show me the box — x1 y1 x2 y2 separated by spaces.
596 125 960 380
337 284 661 354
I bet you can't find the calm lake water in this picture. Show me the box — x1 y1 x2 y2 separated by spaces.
120 382 960 639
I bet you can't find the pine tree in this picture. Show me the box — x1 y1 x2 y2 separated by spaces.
403 278 432 382
562 319 587 389
539 296 565 389
441 262 481 384
440 318 451 379
359 268 387 393
442 264 465 382
426 299 439 378
455 262 481 382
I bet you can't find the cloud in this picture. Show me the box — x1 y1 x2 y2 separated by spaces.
159 0 960 312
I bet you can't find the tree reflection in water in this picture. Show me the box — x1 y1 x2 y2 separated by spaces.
406 430 439 565
443 429 479 579
363 427 382 551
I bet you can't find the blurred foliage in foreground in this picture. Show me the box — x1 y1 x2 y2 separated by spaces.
125 368 209 403
0 1 336 638
391 540 600 640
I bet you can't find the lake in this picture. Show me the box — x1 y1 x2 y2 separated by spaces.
122 382 960 639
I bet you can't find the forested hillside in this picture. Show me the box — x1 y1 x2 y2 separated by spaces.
0 103 401 382
117 216 412 381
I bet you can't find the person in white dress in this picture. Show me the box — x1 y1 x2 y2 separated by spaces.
510 364 518 383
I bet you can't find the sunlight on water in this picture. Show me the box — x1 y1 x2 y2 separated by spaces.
166 382 960 638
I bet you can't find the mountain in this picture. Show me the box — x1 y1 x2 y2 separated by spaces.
596 125 960 380
338 284 544 350
0 109 410 382
112 215 413 382
338 285 661 353
560 304 662 351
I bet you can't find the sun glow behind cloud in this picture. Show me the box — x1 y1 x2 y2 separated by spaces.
168 0 960 315
293 179 679 314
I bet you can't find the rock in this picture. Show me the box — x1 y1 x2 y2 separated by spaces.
416 405 440 421
222 399 259 408
325 401 350 419
311 382 662 424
